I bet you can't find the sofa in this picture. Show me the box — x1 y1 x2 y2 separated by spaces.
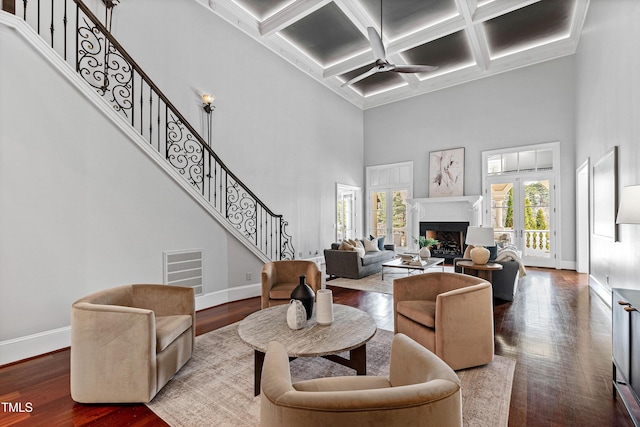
260 333 462 427
70 284 195 403
324 241 395 279
453 257 520 301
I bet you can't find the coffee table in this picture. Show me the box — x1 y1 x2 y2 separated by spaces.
381 257 445 280
238 303 377 395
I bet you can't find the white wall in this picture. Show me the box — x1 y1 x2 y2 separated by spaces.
101 0 364 259
575 0 640 294
364 57 577 265
0 0 362 363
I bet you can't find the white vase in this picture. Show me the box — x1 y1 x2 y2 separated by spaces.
419 246 431 259
316 289 334 325
286 299 307 330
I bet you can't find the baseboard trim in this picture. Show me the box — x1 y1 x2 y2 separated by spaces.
590 275 611 308
195 283 261 311
0 326 71 367
0 284 261 367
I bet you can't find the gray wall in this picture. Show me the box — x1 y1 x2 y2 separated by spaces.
364 57 577 265
575 0 640 292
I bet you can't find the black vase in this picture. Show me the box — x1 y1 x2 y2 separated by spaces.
290 275 314 320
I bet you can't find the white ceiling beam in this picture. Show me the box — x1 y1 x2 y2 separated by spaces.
333 0 379 37
260 0 332 37
457 0 491 70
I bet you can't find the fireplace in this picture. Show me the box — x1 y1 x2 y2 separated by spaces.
419 221 469 263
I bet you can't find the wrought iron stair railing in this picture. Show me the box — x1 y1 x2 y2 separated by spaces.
2 0 294 260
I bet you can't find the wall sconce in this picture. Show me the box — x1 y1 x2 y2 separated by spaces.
616 185 640 224
202 93 215 113
465 226 495 264
201 93 215 146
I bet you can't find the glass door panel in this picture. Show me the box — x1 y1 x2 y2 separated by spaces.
369 189 409 251
371 191 387 240
490 182 517 247
337 187 357 241
392 190 408 249
522 180 551 262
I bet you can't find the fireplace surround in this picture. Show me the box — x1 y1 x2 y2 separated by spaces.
419 221 469 262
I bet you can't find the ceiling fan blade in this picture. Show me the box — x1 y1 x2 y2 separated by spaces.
367 27 386 61
341 66 381 87
392 64 438 73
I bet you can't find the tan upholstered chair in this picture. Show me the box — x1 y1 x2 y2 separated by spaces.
393 272 494 370
260 333 462 427
261 260 322 309
70 284 195 403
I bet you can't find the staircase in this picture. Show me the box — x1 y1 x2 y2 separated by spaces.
1 0 295 262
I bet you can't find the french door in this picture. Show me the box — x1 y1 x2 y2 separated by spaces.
487 175 555 268
370 189 409 250
336 184 360 241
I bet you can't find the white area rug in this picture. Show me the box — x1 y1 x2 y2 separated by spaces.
146 323 515 426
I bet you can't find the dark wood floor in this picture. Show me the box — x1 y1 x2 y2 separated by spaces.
0 268 634 426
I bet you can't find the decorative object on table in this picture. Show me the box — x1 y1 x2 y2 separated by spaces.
316 289 334 325
465 226 495 265
616 184 640 224
593 146 618 240
290 275 314 320
414 236 439 259
429 147 464 197
286 299 307 330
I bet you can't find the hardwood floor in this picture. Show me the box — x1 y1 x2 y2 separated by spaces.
0 268 633 426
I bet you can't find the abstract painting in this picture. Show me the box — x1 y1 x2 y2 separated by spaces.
429 147 464 197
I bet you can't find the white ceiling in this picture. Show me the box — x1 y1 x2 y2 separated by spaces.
204 0 589 109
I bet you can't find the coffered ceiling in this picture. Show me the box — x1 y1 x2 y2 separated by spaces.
204 0 589 109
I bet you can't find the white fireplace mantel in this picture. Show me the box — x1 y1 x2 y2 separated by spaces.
406 195 483 251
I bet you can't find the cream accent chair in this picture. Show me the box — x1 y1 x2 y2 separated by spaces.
393 272 494 370
261 260 322 309
260 333 462 427
71 284 195 403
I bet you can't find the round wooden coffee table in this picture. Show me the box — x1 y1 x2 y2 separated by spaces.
238 303 377 395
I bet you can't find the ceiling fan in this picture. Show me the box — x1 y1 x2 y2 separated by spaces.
341 5 438 87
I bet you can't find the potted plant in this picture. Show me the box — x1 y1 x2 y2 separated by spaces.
414 236 439 259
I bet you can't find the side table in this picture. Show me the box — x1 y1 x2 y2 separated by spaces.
457 260 503 284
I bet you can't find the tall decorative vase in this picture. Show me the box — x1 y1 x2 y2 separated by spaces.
316 289 334 325
291 275 314 320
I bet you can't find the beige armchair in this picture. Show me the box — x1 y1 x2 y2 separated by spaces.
261 260 322 309
393 272 494 370
70 284 195 403
260 333 462 427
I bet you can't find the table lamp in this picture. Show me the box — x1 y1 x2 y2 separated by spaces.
465 226 495 265
616 185 640 224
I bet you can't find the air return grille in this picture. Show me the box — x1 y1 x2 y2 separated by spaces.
163 250 203 296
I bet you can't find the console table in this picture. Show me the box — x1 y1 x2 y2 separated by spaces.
612 288 640 426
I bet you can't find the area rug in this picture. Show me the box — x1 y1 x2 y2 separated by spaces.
329 266 454 295
146 323 515 427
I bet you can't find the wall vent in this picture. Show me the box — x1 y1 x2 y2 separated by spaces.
163 250 203 296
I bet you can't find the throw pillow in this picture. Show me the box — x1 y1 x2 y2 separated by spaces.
363 238 380 252
338 241 355 251
353 239 366 258
370 235 385 251
486 245 498 260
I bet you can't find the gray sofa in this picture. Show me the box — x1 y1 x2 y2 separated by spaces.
324 242 395 279
453 258 520 301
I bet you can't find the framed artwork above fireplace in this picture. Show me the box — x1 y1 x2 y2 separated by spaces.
429 147 464 197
